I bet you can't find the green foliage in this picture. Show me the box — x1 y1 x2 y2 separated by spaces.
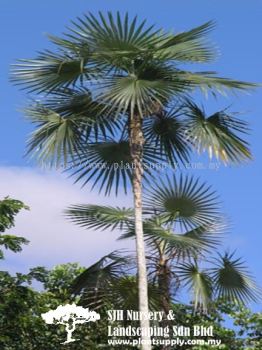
222 303 262 349
11 12 256 194
65 175 260 308
0 264 113 350
71 252 160 311
0 197 29 232
184 100 251 163
144 174 219 230
1 263 261 349
0 197 29 259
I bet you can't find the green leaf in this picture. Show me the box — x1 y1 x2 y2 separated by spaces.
177 71 257 95
143 105 190 165
68 138 163 195
0 197 29 232
11 51 90 93
71 252 130 296
144 175 220 230
130 220 201 251
0 235 29 254
155 21 216 62
211 252 261 304
25 105 85 168
68 139 132 194
184 100 252 163
72 252 160 310
177 261 213 311
65 205 133 231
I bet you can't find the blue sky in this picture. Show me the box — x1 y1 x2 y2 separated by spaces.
0 0 262 303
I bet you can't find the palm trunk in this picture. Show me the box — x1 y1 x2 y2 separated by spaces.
158 259 172 350
129 112 151 350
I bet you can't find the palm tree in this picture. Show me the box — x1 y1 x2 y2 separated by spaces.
66 176 260 350
66 174 260 309
12 13 256 349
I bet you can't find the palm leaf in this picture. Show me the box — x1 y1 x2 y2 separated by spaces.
25 104 85 168
65 205 133 231
80 275 160 311
182 219 226 251
11 50 90 93
155 21 216 62
184 100 251 163
177 71 257 95
68 138 163 195
11 12 257 99
101 64 188 116
68 139 132 194
176 261 213 311
66 12 165 72
119 219 216 257
71 252 130 295
44 87 123 139
24 95 124 168
143 105 190 165
210 252 261 303
72 252 159 310
144 175 220 230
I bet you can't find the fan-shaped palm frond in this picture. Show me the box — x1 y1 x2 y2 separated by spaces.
72 252 160 310
184 101 251 163
68 12 163 61
119 218 221 259
143 105 190 165
102 66 256 118
210 252 261 303
107 276 161 310
179 220 225 255
176 71 256 96
44 87 123 139
80 275 160 311
65 204 133 231
25 105 86 168
71 252 130 296
176 261 213 311
101 65 184 117
69 138 163 194
68 139 132 194
119 219 205 251
11 50 90 93
144 175 220 230
155 21 216 62
24 91 125 168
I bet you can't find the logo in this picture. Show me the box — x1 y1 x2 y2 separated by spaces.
41 303 100 344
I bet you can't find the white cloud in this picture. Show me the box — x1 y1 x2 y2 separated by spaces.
0 166 134 273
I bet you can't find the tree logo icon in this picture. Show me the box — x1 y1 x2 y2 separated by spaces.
41 303 100 344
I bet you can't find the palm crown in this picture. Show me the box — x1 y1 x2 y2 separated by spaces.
12 12 253 186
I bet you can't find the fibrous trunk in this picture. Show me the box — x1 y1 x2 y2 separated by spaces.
158 260 172 350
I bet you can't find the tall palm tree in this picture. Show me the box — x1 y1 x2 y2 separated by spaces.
12 13 256 349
